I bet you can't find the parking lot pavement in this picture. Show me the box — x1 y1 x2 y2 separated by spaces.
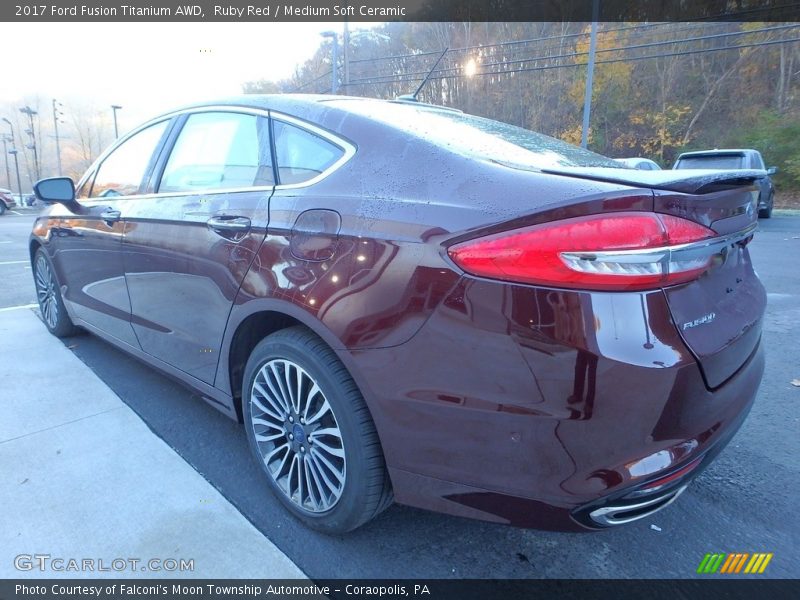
1 212 798 579
0 308 306 579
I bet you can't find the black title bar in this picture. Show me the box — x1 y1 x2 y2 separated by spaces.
2 579 799 600
3 0 800 22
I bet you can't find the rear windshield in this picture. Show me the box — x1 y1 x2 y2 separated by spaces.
675 155 745 170
328 99 619 169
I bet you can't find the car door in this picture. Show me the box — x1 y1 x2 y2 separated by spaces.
122 109 273 384
54 119 171 346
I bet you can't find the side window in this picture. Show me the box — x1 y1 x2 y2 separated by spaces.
754 153 765 169
90 121 168 198
159 112 273 193
272 120 344 185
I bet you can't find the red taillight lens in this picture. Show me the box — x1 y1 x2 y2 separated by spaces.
447 212 716 291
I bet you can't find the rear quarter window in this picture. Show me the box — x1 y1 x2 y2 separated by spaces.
272 120 345 185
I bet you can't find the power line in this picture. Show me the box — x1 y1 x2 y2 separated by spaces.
342 23 799 88
339 35 800 89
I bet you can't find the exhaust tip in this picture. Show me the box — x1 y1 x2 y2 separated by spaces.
588 484 688 527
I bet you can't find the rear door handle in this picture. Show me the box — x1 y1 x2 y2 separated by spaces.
207 215 251 233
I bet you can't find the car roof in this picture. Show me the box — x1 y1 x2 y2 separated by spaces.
160 94 459 121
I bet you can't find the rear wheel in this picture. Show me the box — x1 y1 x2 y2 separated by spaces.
33 249 79 337
242 326 392 533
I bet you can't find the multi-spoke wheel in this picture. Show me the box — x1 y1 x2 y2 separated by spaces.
33 248 78 337
243 326 392 533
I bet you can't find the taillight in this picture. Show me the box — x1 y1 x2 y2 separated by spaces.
447 212 717 291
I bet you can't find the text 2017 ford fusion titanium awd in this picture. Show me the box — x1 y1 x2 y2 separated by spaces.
31 96 765 533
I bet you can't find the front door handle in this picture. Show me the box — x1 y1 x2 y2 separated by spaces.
100 209 121 224
207 215 251 234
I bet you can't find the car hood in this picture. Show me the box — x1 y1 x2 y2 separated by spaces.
539 167 766 195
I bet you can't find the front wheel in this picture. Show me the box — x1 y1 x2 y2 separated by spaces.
758 193 773 219
33 249 79 337
0 202 6 216
242 326 392 533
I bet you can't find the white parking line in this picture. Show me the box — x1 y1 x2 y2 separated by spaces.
0 260 28 265
0 241 13 244
0 304 37 313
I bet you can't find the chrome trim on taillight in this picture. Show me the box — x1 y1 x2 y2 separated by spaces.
588 484 688 526
559 222 757 278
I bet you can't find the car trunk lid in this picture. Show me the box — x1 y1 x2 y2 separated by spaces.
545 166 766 389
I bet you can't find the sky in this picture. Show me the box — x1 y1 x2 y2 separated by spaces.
1 22 373 129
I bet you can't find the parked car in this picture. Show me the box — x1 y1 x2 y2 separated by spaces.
674 149 776 218
0 188 16 215
614 157 662 170
31 96 766 533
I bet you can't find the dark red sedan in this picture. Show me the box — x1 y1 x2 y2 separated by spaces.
31 96 765 533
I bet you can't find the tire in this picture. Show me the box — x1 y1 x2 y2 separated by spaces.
758 193 773 219
242 326 393 533
0 202 6 216
33 249 79 338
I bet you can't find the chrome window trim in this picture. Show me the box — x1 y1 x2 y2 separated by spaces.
268 111 356 190
80 104 356 202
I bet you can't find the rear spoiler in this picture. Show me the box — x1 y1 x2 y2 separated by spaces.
540 167 766 195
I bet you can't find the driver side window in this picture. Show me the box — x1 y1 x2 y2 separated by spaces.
90 120 169 198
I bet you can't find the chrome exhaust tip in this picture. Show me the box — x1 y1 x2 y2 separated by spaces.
588 484 688 527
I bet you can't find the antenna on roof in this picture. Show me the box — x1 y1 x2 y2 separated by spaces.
396 48 448 103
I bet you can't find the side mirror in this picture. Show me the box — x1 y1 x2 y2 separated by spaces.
767 166 778 175
33 177 83 213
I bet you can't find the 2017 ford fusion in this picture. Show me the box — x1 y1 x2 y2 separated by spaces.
31 96 765 533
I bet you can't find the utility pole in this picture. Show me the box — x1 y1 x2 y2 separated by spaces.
111 105 122 138
19 106 40 181
1 135 11 190
581 0 600 149
321 31 339 94
52 99 64 176
343 14 350 90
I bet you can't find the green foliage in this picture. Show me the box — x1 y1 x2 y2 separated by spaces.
724 110 800 189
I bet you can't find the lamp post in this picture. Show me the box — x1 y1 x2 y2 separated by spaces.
8 149 23 205
111 105 122 138
19 106 40 181
1 135 11 191
52 99 64 176
2 117 20 197
320 31 339 94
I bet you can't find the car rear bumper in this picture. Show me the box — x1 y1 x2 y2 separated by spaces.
349 277 764 530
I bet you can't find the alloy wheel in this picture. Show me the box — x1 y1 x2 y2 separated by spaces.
249 359 346 513
35 254 59 330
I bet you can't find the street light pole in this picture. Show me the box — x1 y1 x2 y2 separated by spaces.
111 105 122 138
320 31 339 94
1 136 11 191
52 99 64 176
19 106 40 181
2 118 16 193
8 149 23 204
